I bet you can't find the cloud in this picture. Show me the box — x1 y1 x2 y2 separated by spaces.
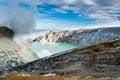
31 0 120 23
0 0 120 32
0 0 35 35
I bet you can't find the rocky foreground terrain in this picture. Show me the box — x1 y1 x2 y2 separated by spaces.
3 37 120 78
0 27 120 80
0 27 38 73
34 27 120 47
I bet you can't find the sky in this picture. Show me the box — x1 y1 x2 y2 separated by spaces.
0 0 120 30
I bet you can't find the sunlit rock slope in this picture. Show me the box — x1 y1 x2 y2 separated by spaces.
34 27 120 47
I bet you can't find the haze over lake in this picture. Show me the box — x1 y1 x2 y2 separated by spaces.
30 42 79 58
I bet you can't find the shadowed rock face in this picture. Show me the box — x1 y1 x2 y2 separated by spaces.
7 38 120 78
0 27 38 73
34 27 120 47
0 27 14 38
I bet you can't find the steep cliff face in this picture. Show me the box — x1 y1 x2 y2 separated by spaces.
7 38 120 77
34 27 120 47
0 27 38 72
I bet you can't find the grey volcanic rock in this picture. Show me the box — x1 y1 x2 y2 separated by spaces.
17 41 39 63
7 38 120 77
34 27 120 47
0 27 14 38
0 27 38 72
0 27 21 71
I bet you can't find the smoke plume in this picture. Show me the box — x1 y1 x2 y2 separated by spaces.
0 0 35 35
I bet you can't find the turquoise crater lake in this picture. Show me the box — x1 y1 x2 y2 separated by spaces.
30 42 79 58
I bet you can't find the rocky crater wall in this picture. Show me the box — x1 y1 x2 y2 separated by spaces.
34 27 120 47
7 38 120 77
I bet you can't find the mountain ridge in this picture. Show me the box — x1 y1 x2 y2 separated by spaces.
34 27 120 47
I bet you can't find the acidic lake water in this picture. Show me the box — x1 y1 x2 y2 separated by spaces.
30 42 79 58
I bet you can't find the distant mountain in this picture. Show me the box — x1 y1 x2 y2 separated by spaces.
7 37 120 77
34 27 120 47
0 27 38 72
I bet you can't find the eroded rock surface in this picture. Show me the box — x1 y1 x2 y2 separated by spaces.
7 38 120 78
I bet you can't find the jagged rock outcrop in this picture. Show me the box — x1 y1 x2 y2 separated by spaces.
34 27 120 47
6 38 120 77
0 27 38 72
